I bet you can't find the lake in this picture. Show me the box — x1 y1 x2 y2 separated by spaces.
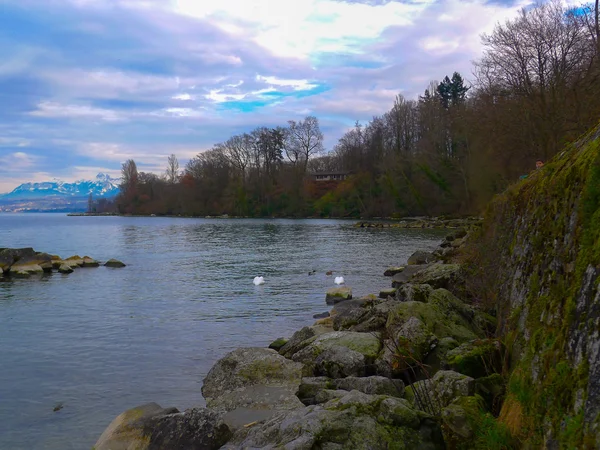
0 213 446 449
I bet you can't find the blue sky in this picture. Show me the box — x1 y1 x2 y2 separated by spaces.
0 0 570 192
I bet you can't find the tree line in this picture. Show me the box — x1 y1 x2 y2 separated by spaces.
114 0 600 218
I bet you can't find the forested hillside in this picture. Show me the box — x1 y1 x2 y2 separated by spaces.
115 1 600 218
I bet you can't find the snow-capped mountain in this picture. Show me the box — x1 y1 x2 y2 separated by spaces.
1 173 121 200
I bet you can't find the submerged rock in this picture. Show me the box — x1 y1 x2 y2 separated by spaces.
58 264 74 274
105 258 126 268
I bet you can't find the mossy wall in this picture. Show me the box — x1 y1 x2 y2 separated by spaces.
473 123 600 448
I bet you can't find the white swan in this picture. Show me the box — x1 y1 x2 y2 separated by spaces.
334 276 345 285
253 276 265 286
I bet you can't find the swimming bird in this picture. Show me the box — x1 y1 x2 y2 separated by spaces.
334 276 345 285
326 271 333 276
253 276 265 286
308 270 316 276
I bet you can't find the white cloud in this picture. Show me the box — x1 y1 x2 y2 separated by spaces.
173 93 193 100
173 0 429 58
256 75 317 91
30 102 125 121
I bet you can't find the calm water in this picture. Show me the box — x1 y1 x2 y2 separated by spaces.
0 214 445 449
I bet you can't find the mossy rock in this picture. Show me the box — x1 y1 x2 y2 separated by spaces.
446 339 502 379
268 337 288 351
222 390 445 449
384 266 405 276
379 288 397 299
442 395 513 449
386 290 482 344
326 287 353 304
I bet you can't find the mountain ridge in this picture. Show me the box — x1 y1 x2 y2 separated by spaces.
0 173 121 212
0 173 121 199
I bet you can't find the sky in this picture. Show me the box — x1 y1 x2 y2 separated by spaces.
0 0 574 193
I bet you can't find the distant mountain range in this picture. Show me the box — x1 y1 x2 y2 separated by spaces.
0 173 121 212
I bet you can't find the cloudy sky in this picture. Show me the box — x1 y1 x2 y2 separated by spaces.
0 0 555 192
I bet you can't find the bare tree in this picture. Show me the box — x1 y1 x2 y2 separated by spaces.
221 134 253 181
286 116 324 172
121 159 138 195
165 154 180 184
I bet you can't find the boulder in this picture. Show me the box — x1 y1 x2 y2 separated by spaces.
81 256 100 267
297 377 333 405
289 331 382 377
407 251 436 265
379 288 397 299
0 248 35 266
58 264 74 274
201 348 304 429
314 345 367 378
411 263 463 291
313 311 330 319
332 298 395 333
202 348 303 404
105 258 126 268
14 253 53 272
268 337 288 351
326 287 352 305
445 339 502 379
94 403 231 450
384 266 405 276
279 325 331 358
441 396 482 440
396 283 434 302
391 264 430 288
222 390 445 450
335 376 405 398
64 255 85 267
406 370 475 414
9 264 44 276
297 376 405 406
375 316 437 377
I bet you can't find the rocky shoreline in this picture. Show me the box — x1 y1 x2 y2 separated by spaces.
94 228 505 449
354 216 483 229
0 247 125 280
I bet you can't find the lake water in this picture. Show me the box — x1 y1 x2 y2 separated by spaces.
0 213 446 449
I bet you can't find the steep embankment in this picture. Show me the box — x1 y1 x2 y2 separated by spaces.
471 124 600 447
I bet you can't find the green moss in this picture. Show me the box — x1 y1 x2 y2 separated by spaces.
468 123 600 446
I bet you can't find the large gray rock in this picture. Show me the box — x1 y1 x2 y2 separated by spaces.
406 370 475 414
222 390 445 450
289 331 381 376
297 376 405 406
332 298 395 332
202 348 303 404
376 316 437 377
396 283 434 302
326 287 353 305
391 264 430 288
202 348 304 429
314 345 366 378
13 253 53 272
94 403 231 450
407 251 436 265
411 263 463 293
279 325 331 358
